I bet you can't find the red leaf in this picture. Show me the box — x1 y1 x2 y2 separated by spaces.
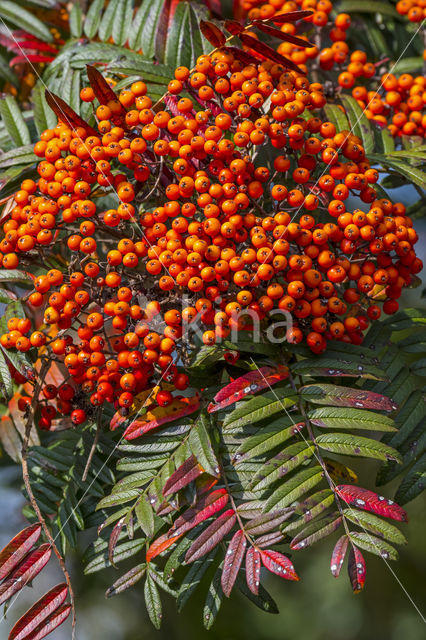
225 45 260 67
146 532 181 563
268 10 314 23
245 509 293 536
169 489 229 538
245 546 261 595
256 531 285 548
123 396 200 440
109 517 126 567
208 365 289 413
10 55 55 66
105 564 146 598
239 33 302 72
0 544 51 605
0 524 41 581
199 20 226 48
224 19 244 35
86 65 124 112
330 535 349 578
14 40 57 53
335 485 407 522
221 530 246 597
260 549 299 581
8 583 68 640
347 545 366 593
185 510 236 563
163 455 203 496
20 604 71 640
45 91 98 137
254 22 313 48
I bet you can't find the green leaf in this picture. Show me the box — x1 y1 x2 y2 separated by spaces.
349 532 398 560
224 391 296 430
128 1 151 51
0 96 30 146
141 0 166 59
292 357 385 380
386 144 426 160
69 1 83 37
338 0 399 17
96 489 141 510
84 0 105 38
323 104 350 133
85 538 145 574
0 344 13 400
237 578 279 614
394 453 426 505
177 550 218 612
265 466 324 511
112 0 134 47
316 433 402 462
0 269 32 283
165 2 207 70
32 83 57 135
392 57 423 74
343 509 406 544
0 51 17 86
144 572 162 629
203 567 223 629
235 419 304 461
0 145 37 169
283 489 335 532
135 496 155 538
98 0 120 41
0 0 53 41
340 94 373 154
369 154 426 190
106 563 147 598
188 411 219 477
290 513 342 549
249 441 315 490
308 407 396 432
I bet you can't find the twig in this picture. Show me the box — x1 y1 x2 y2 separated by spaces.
82 419 102 482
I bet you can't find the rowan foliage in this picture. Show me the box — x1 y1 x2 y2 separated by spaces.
0 1 424 637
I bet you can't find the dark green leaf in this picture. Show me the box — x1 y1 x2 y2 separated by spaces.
316 433 401 462
203 568 223 629
343 509 406 544
349 532 398 560
308 407 396 432
394 453 426 505
188 411 219 477
265 466 324 511
340 94 373 154
0 96 30 146
144 572 162 629
0 0 53 40
84 0 105 38
69 2 83 37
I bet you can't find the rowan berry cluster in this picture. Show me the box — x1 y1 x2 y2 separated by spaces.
0 29 422 430
351 72 426 137
396 0 426 22
240 0 426 139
